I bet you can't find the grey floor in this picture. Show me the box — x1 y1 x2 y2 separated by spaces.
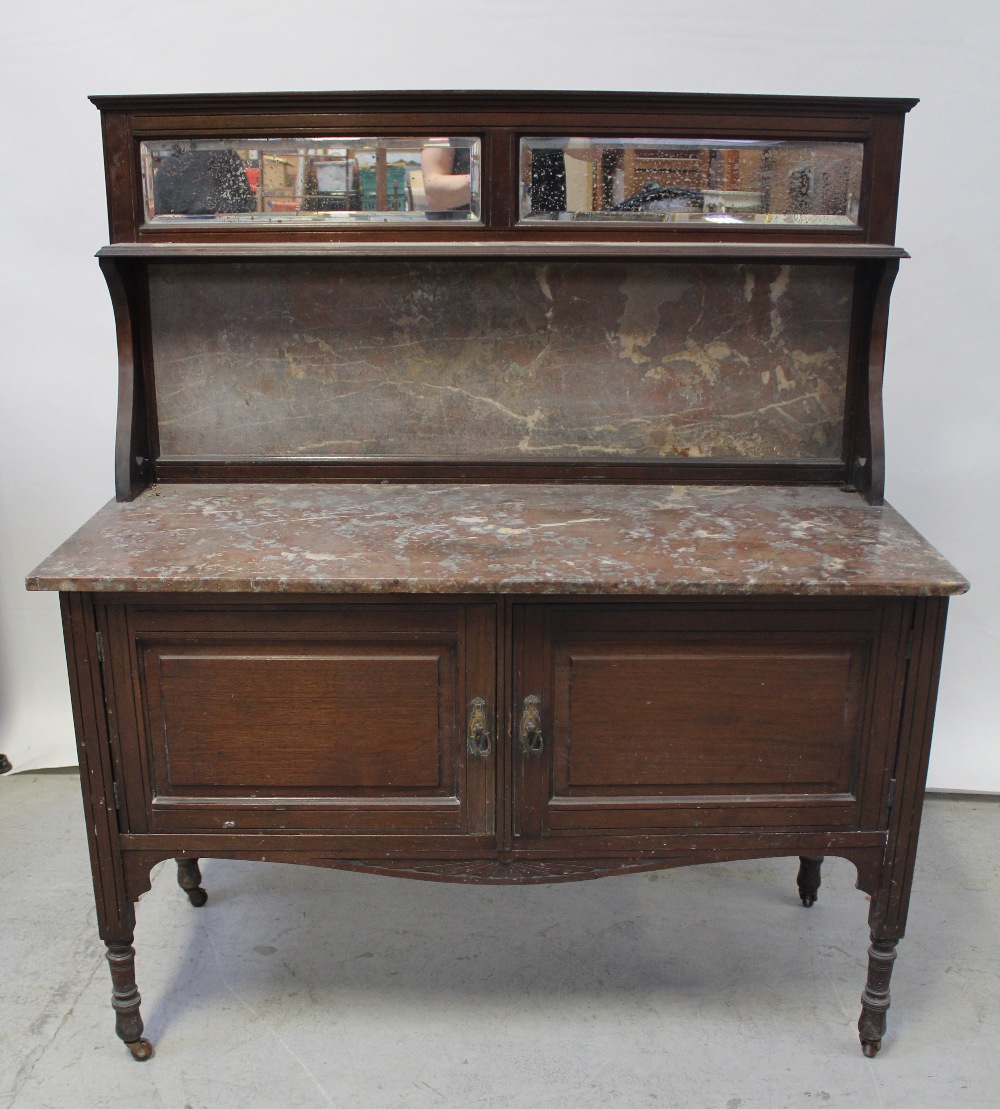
1 773 997 1109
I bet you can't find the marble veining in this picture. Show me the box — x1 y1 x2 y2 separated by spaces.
27 484 968 596
149 261 854 462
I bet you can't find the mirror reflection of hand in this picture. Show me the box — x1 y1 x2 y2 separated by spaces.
421 141 472 212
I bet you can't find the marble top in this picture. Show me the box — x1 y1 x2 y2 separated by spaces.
26 483 967 597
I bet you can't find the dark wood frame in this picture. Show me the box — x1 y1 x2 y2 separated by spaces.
66 588 945 883
100 247 899 504
36 90 961 1065
93 90 914 246
95 91 914 505
62 588 949 1061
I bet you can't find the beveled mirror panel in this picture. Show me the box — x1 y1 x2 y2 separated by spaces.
141 137 481 224
519 138 863 227
149 260 853 462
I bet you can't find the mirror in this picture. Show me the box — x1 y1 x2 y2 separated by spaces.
519 138 863 227
141 137 481 224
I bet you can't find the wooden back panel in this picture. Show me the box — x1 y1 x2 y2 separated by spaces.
92 91 914 501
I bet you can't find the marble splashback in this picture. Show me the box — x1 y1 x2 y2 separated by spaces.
149 261 854 461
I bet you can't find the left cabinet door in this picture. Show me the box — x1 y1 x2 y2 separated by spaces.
101 600 496 837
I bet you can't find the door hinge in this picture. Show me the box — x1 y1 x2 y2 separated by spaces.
112 780 121 810
96 630 104 664
887 778 896 812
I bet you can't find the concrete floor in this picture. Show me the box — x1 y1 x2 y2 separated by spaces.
1 773 997 1109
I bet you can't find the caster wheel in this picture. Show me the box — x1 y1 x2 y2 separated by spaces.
186 888 208 907
800 893 817 908
127 1038 154 1061
860 1039 880 1058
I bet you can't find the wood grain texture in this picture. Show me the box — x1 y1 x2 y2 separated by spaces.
869 597 950 940
89 90 919 114
862 260 900 505
111 600 494 836
90 91 915 499
99 258 150 501
152 458 847 486
514 600 900 840
93 90 913 245
59 594 133 941
118 841 887 899
97 242 910 259
559 647 860 789
48 91 953 1062
99 110 135 245
151 652 445 789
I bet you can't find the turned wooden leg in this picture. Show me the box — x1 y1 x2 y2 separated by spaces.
105 938 152 1061
858 936 898 1057
796 855 824 907
176 858 208 907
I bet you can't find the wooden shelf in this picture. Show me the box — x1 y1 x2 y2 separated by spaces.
98 241 909 260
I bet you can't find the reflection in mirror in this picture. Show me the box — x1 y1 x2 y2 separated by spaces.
519 138 863 227
141 137 481 225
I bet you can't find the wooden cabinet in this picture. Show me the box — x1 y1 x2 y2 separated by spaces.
96 595 906 848
28 91 967 1065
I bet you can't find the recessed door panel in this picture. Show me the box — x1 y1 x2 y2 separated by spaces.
561 649 857 791
514 602 897 843
153 650 446 791
111 601 496 836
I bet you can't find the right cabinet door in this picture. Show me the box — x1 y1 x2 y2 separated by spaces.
512 600 905 847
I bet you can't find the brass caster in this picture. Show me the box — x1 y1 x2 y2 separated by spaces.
127 1038 154 1061
860 1038 880 1058
186 888 208 908
126 1033 154 1060
127 1037 153 1061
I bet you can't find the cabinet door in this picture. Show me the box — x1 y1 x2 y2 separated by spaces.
107 601 495 836
512 601 901 846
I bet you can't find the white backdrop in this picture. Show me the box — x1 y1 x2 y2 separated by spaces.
1 0 997 789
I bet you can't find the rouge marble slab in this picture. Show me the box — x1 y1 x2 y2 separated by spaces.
149 260 853 463
26 484 967 597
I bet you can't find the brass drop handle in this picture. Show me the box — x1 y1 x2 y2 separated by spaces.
520 695 543 756
468 697 491 757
